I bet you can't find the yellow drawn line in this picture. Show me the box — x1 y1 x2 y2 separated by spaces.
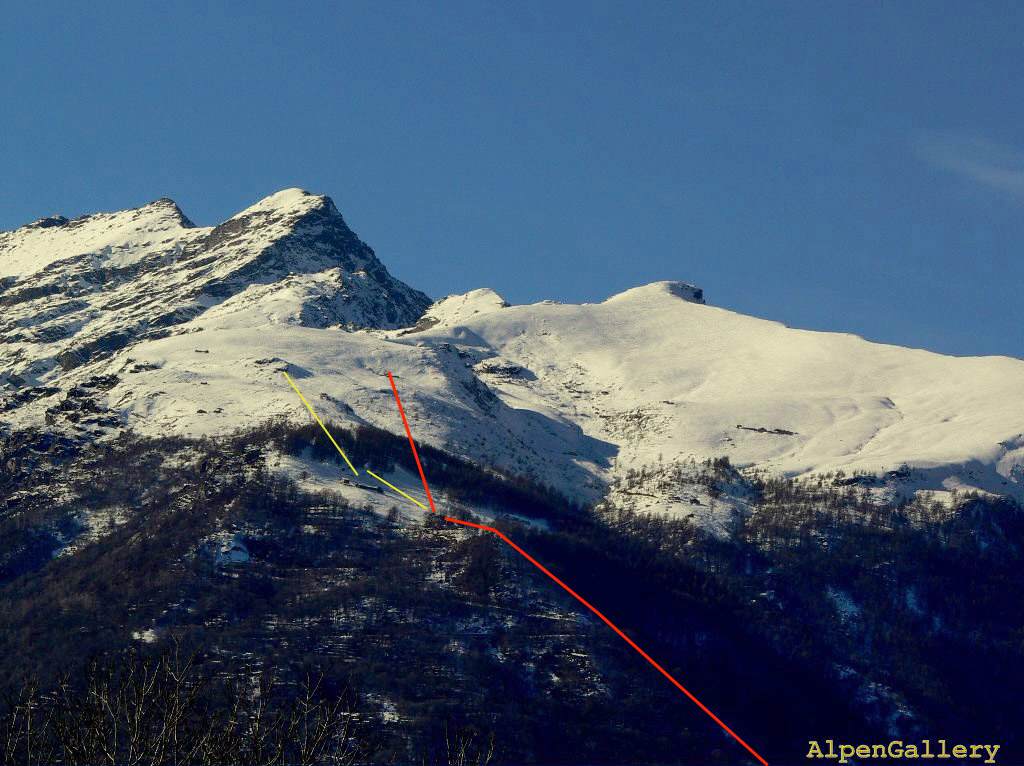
281 371 432 510
282 371 359 476
366 470 429 509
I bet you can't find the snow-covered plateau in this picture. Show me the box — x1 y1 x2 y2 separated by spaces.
3 189 1022 530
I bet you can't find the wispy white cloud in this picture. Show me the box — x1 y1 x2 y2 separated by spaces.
915 132 1024 196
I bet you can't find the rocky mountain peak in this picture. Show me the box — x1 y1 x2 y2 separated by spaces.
148 197 196 229
202 189 366 267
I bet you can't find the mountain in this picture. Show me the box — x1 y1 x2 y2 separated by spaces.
2 189 1024 764
2 189 1023 536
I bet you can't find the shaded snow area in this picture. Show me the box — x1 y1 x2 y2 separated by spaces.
194 530 256 569
2 189 1023 535
52 505 131 559
215 533 251 566
826 586 861 623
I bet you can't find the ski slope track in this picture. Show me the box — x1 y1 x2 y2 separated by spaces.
2 188 1022 532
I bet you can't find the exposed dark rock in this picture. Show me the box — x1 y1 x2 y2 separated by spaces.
26 215 69 229
736 424 798 436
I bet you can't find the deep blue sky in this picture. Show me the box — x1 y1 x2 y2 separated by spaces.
3 2 1022 358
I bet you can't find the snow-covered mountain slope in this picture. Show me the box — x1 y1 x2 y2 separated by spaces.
403 280 1024 498
2 189 1022 532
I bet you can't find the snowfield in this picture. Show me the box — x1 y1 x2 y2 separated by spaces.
2 189 1022 529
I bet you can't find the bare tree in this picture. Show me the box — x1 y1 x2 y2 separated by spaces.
0 646 374 765
443 723 495 766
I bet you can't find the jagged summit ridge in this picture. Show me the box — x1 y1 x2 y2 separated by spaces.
0 189 431 388
0 197 197 279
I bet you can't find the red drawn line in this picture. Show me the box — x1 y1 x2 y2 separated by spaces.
387 371 438 513
387 373 768 765
444 516 769 766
